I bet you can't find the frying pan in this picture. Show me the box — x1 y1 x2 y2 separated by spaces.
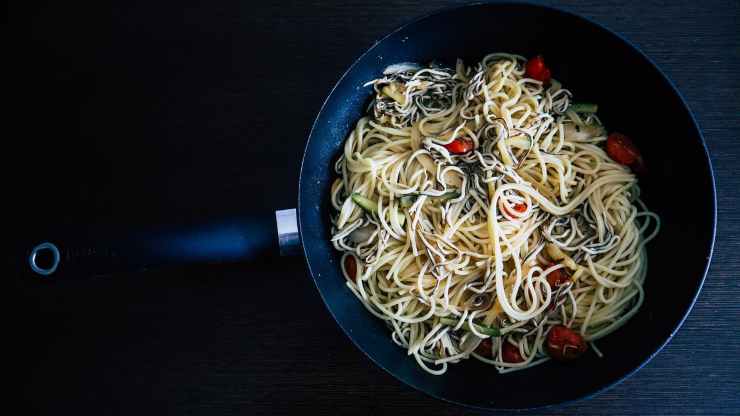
19 2 715 410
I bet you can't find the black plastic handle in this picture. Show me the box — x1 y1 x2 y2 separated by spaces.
19 214 282 280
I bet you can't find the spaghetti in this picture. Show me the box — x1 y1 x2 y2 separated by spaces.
330 53 659 375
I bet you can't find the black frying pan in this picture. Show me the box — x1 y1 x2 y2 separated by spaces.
18 2 715 410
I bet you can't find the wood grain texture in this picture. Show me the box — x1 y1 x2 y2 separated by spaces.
13 0 739 415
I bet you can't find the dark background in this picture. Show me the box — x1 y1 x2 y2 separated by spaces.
12 0 739 414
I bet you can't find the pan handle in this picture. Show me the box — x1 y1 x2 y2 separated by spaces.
20 209 301 281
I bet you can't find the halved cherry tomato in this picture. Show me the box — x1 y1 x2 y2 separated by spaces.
344 255 357 281
525 55 552 84
443 138 474 154
606 132 641 166
502 342 525 363
546 325 587 361
475 337 493 357
546 264 570 289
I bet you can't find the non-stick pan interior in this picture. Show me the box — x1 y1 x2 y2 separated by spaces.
299 3 714 409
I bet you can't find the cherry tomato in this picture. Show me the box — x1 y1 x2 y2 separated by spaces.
475 337 493 358
525 56 545 77
443 138 474 154
502 342 525 363
546 264 570 289
606 132 641 166
525 55 552 84
344 255 357 281
541 67 552 84
546 325 587 361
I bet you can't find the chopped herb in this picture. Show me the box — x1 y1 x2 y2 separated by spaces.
351 193 378 214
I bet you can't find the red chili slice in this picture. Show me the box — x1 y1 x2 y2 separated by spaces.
546 325 587 361
502 202 527 217
443 138 474 154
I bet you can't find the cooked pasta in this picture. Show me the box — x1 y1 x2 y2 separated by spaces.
330 53 659 375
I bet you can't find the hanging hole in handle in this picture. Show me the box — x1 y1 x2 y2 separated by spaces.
29 242 60 276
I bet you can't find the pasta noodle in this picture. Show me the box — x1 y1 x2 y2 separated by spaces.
330 53 660 375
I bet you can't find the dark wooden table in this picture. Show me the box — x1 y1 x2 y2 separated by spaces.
14 1 739 414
